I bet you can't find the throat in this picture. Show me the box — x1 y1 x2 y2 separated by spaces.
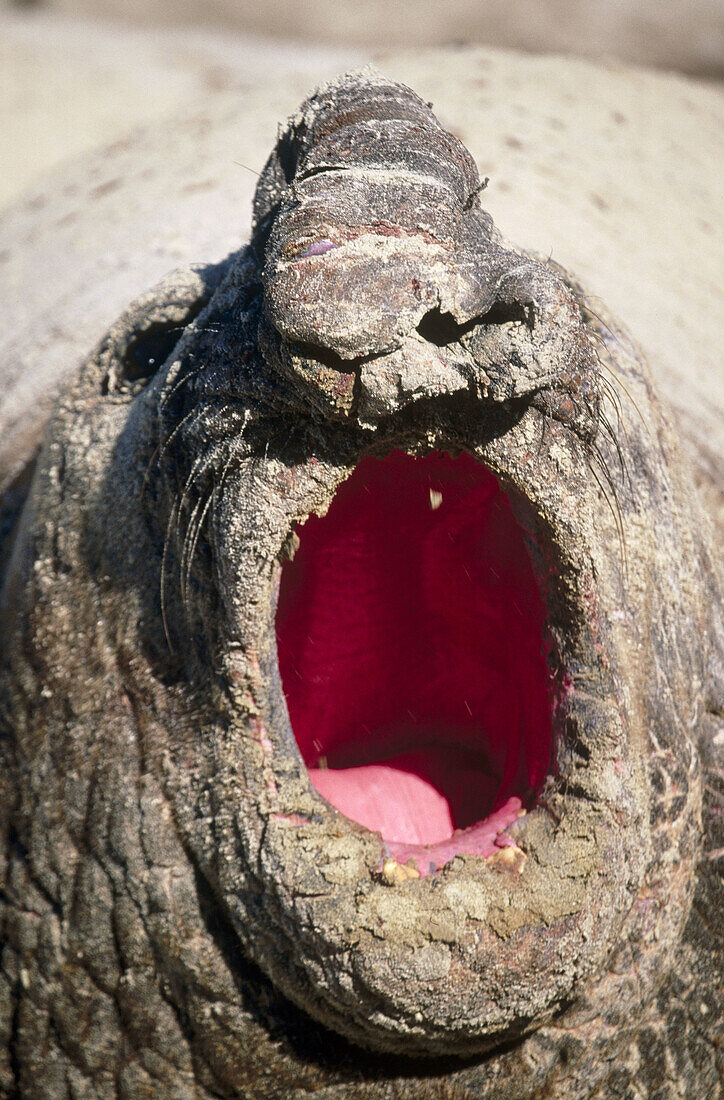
276 450 554 862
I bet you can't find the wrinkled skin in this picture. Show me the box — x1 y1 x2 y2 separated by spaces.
0 72 722 1098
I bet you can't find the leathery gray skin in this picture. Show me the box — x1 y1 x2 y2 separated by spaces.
0 71 721 1098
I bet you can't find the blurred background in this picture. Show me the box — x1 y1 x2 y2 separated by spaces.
7 0 724 72
2 0 722 207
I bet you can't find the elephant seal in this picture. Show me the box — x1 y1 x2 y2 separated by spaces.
0 70 721 1098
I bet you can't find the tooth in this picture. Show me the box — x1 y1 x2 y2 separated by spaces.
486 845 527 873
380 858 422 886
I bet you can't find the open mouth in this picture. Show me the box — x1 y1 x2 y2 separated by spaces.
276 450 557 874
134 71 657 1058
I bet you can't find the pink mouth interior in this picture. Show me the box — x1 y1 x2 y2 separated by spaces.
276 451 554 873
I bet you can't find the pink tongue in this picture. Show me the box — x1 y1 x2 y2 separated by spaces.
310 765 454 846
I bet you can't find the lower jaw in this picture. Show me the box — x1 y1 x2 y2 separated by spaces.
311 764 524 875
275 449 558 873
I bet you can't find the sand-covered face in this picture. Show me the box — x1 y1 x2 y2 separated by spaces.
0 72 710 1067
148 273 687 1054
133 74 702 1054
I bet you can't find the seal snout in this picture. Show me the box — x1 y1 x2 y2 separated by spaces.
262 214 601 437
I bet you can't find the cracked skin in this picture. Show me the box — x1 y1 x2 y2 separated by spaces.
0 71 722 1098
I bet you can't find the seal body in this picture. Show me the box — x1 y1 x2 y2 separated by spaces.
0 71 721 1098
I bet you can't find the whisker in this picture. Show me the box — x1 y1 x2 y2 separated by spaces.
140 439 163 499
599 372 637 465
160 498 179 652
183 491 214 613
599 361 648 434
583 314 649 434
157 406 205 470
233 160 261 178
180 489 208 609
599 409 634 500
175 451 214 548
597 371 625 429
159 362 208 408
588 442 628 580
579 297 638 359
212 428 252 522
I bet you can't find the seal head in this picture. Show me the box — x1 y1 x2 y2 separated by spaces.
1 71 720 1090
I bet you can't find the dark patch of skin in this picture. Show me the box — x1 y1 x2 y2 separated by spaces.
0 71 721 1097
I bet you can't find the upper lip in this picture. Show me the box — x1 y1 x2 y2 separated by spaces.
260 220 602 443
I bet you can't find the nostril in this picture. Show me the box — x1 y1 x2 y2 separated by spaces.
416 301 534 348
416 308 479 347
